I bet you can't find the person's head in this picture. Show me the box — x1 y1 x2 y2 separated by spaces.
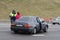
12 10 16 14
17 12 20 15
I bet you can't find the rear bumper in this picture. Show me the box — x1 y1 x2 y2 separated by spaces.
11 27 33 33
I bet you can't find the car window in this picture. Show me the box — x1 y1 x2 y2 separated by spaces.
16 17 31 22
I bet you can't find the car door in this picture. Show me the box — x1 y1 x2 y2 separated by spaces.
33 17 40 31
36 17 45 30
35 17 41 30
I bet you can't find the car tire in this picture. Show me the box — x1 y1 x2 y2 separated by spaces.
43 27 48 32
53 23 55 25
58 23 60 25
32 28 37 34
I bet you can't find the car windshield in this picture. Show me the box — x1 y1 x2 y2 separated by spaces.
17 16 32 22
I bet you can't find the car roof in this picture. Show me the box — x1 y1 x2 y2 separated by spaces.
57 17 60 18
20 16 39 18
16 16 39 22
22 16 38 17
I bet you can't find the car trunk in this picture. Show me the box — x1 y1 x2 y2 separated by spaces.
15 21 29 29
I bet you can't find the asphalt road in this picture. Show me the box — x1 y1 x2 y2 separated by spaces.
0 22 60 40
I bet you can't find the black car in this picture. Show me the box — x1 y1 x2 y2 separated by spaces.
10 16 48 34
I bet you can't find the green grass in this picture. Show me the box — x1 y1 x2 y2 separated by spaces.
0 0 60 19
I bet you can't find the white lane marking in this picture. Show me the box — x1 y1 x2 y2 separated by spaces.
32 34 45 37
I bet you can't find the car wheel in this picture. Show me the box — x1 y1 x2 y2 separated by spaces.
53 23 55 25
58 23 60 25
32 28 37 34
43 27 48 32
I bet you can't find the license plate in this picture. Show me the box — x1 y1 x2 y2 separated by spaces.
16 25 23 26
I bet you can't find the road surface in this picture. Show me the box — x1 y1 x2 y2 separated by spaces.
0 22 60 40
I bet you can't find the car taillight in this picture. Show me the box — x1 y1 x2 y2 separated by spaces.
24 24 30 28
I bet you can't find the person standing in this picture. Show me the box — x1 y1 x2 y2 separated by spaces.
9 10 16 23
15 12 22 20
